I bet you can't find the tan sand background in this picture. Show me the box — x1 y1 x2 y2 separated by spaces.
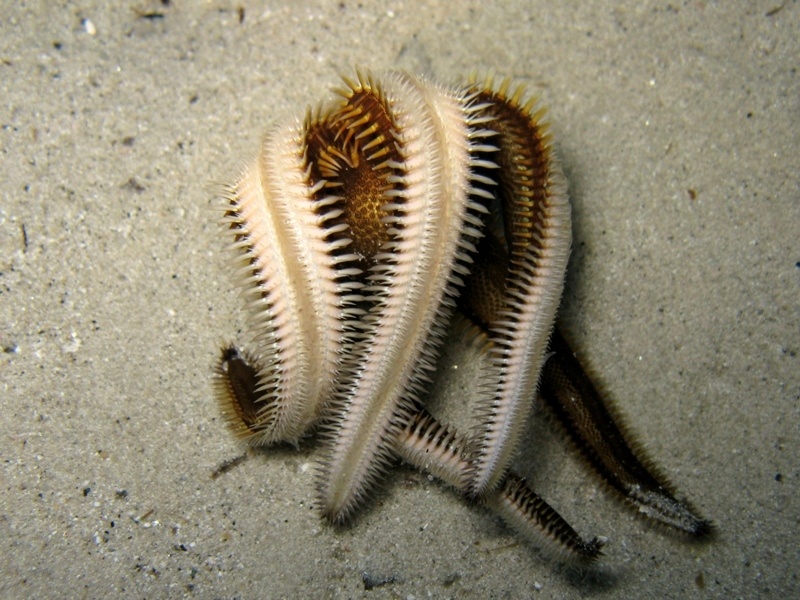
1 1 798 598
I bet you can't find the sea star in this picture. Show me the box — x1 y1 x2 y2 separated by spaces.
212 70 711 563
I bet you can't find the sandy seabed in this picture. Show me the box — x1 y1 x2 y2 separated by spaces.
1 2 798 598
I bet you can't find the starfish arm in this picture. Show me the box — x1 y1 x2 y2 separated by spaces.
460 77 573 497
217 121 353 444
486 474 604 564
540 328 712 537
394 401 603 563
316 72 480 523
